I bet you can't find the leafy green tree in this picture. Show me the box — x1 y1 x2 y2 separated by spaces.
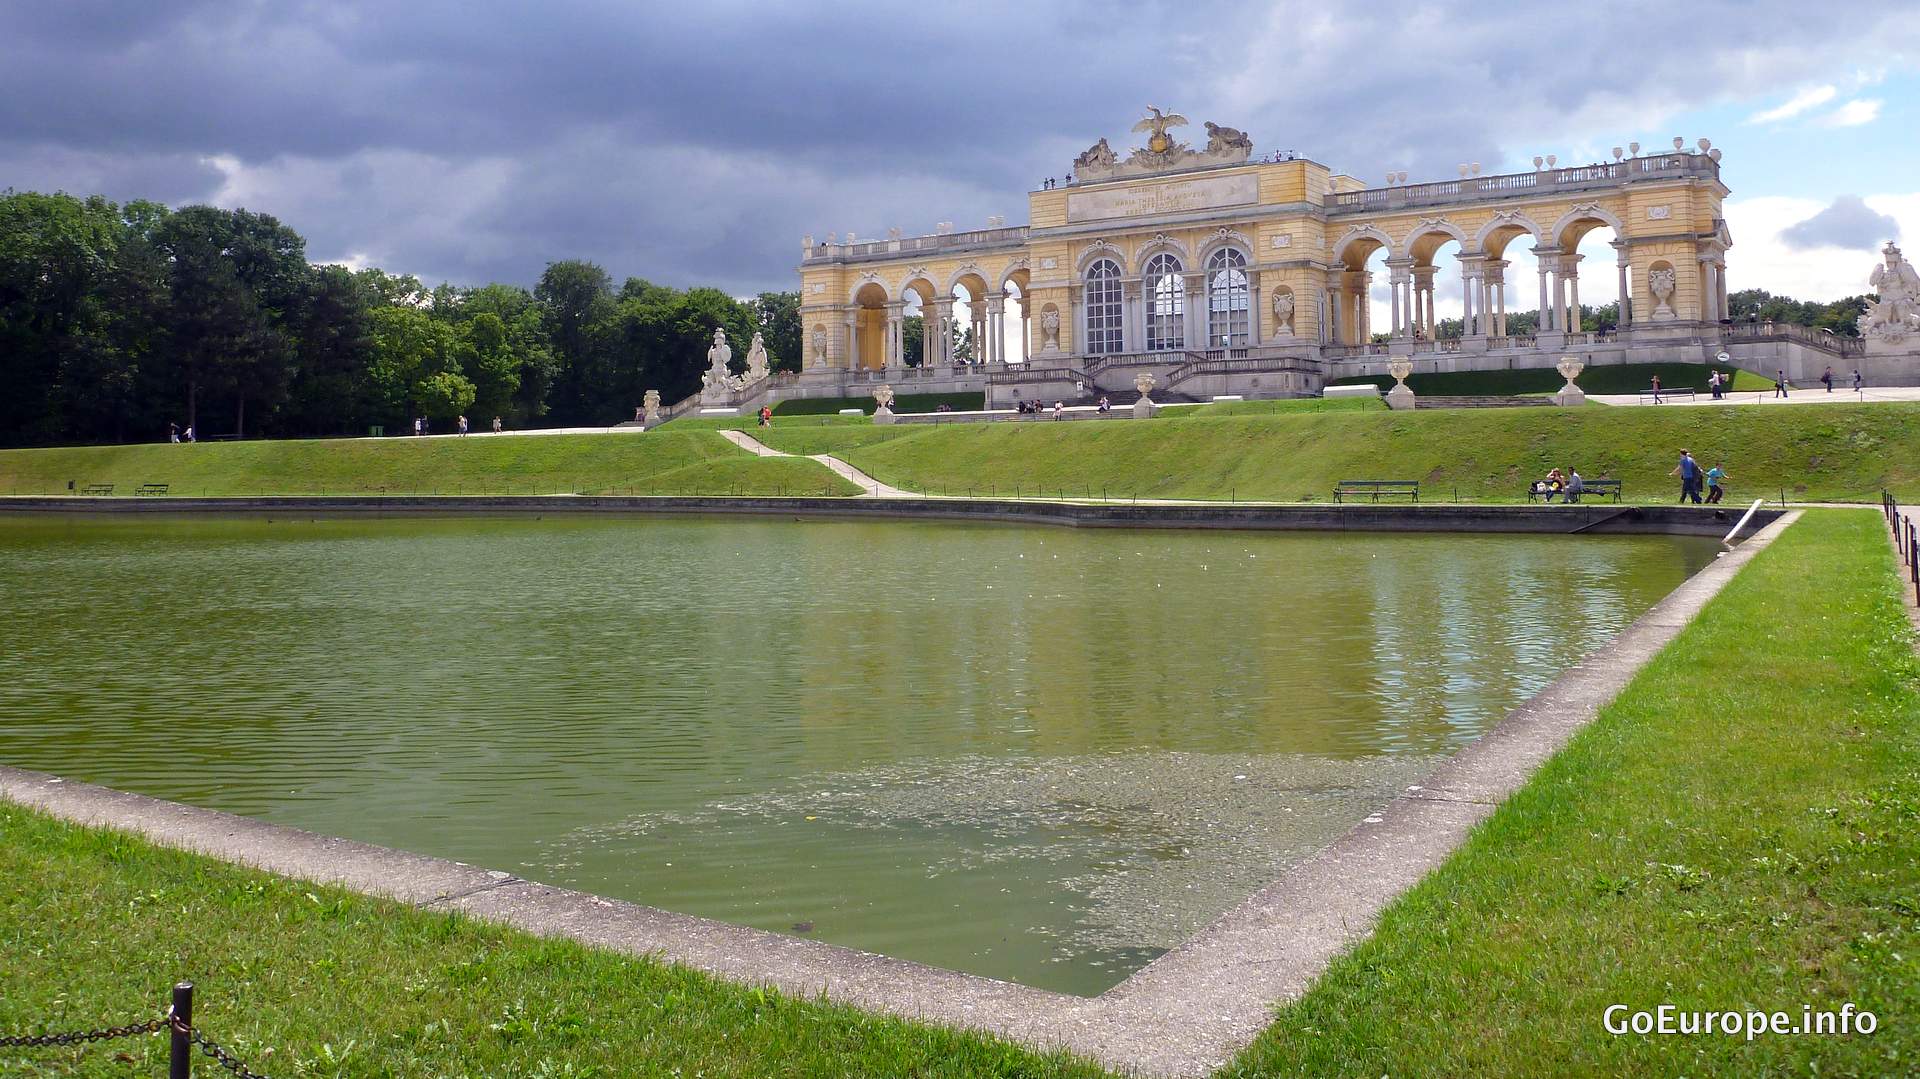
366 305 462 424
536 260 616 423
748 290 802 372
415 370 476 423
462 312 522 420
0 191 126 442
282 264 376 436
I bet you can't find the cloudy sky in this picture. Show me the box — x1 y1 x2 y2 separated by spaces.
4 0 1917 320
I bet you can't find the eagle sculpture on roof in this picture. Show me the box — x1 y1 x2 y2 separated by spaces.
1131 106 1188 155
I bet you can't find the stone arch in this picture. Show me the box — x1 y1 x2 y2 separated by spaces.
945 263 991 296
1332 225 1394 268
1403 219 1471 262
899 272 938 305
1549 204 1627 252
1473 212 1544 260
1133 233 1190 274
1196 227 1253 269
1076 239 1124 275
852 281 891 371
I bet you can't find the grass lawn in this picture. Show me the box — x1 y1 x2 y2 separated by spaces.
0 803 1103 1078
1225 509 1919 1076
765 403 1920 503
0 432 861 498
1329 361 1777 396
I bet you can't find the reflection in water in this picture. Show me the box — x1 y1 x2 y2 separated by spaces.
0 515 1716 994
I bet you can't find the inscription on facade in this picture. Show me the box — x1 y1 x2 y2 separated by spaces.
1067 173 1259 224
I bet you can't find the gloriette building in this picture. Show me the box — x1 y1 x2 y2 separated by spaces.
705 110 1904 414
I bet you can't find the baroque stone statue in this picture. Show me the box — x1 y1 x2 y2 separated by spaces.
704 328 733 384
1859 241 1920 347
810 326 827 367
1041 308 1061 350
1204 121 1252 155
642 388 661 424
1132 106 1189 155
1648 266 1677 319
746 332 770 382
873 385 895 410
1074 138 1117 174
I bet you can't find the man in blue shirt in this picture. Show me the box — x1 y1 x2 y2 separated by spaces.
1705 462 1728 504
1671 449 1703 504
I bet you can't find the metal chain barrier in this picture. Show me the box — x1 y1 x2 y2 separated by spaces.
182 1022 272 1079
1 984 271 1078
0 1016 167 1047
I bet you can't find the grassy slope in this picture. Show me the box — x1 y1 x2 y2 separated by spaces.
1329 362 1776 396
1225 509 1919 1076
765 403 1920 503
0 804 1103 1078
0 432 861 498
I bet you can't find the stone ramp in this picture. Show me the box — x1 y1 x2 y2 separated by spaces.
717 428 919 498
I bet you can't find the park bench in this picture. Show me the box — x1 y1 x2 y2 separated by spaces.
1526 479 1623 503
1334 479 1419 503
136 483 170 497
1639 388 1697 404
80 482 114 496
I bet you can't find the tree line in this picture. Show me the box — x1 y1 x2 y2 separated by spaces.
0 190 801 447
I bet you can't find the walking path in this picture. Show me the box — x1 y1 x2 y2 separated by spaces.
1589 385 1920 408
717 428 920 498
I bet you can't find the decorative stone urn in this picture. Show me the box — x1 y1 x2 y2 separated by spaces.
642 388 662 425
1553 356 1586 407
1132 372 1158 419
1385 359 1417 411
873 384 897 425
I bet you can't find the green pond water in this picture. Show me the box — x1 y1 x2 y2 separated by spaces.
0 514 1718 994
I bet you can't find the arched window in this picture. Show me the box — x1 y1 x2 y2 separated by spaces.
1083 259 1123 355
1206 247 1249 347
1144 253 1184 351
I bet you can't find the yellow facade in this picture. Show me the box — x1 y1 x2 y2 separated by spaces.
799 125 1730 377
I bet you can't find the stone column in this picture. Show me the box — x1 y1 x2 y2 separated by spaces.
1388 265 1407 337
843 308 859 371
1248 273 1264 347
986 293 1005 364
1411 265 1437 338
1537 257 1553 331
1358 271 1373 341
1021 304 1031 362
1326 269 1346 345
1565 252 1582 333
1184 275 1205 350
929 299 952 366
1699 256 1722 323
1612 241 1632 329
885 301 905 368
1485 260 1508 337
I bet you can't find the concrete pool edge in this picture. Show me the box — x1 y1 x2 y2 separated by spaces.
0 511 1800 1077
0 494 1780 537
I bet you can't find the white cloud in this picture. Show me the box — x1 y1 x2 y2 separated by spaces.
1725 194 1920 300
1746 85 1837 124
1819 99 1882 127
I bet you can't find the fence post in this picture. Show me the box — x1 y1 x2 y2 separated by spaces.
170 981 193 1079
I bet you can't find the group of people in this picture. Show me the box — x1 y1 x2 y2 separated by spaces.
1671 450 1729 504
167 422 194 443
1529 468 1586 503
409 415 496 436
1013 400 1067 418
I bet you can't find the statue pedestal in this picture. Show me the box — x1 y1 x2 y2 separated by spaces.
873 405 897 425
1386 385 1417 411
1132 398 1158 419
1553 387 1586 407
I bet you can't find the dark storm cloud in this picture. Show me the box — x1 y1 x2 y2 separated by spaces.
1781 196 1899 250
3 1 1914 293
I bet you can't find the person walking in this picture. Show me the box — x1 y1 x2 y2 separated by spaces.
1853 370 1864 393
413 416 423 437
492 416 503 434
168 422 179 444
1650 373 1663 404
1774 370 1789 398
1052 400 1064 420
458 414 469 436
1821 365 1834 393
182 424 195 443
1671 449 1702 504
759 405 773 428
1705 462 1729 504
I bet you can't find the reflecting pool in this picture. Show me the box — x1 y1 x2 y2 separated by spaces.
0 514 1717 993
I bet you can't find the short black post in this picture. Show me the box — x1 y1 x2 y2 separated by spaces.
170 981 193 1079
